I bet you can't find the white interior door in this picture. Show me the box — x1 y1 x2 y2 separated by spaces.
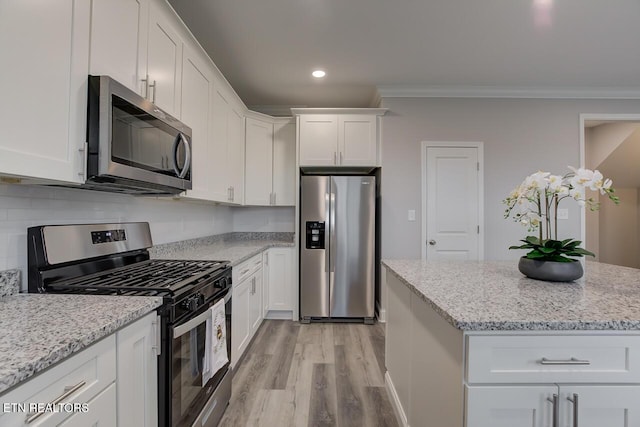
425 146 480 260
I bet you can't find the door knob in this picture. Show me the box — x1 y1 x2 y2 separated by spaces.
428 240 436 246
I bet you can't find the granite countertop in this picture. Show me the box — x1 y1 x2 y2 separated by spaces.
150 232 295 266
0 294 163 394
382 260 640 332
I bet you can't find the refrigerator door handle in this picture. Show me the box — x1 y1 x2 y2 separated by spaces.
324 191 331 273
330 192 336 273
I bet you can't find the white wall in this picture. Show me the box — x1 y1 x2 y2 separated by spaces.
379 97 640 260
0 183 233 283
232 206 295 232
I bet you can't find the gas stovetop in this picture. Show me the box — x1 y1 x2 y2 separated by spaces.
46 259 229 296
27 223 231 300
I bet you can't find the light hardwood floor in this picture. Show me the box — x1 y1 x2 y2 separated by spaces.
219 320 399 427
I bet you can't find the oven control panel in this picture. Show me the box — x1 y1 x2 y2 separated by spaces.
91 229 126 244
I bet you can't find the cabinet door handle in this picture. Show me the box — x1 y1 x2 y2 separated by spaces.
567 393 579 427
333 151 337 165
231 186 235 201
339 151 343 165
273 192 276 205
149 79 157 103
546 394 559 427
539 357 591 365
141 75 150 99
26 381 86 424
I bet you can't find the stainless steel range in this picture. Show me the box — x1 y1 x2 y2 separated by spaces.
27 222 231 427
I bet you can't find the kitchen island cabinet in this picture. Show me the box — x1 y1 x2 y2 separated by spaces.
382 260 640 427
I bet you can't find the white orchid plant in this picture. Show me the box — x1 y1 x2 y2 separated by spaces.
503 166 619 262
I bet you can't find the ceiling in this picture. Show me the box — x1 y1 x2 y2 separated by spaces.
168 0 640 110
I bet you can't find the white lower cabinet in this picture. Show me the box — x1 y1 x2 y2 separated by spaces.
466 385 640 427
58 384 117 427
116 311 159 427
0 311 158 427
249 271 263 334
231 275 251 367
265 248 294 315
560 386 640 427
466 385 558 427
231 254 263 367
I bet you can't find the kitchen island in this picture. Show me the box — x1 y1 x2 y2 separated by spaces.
382 260 640 427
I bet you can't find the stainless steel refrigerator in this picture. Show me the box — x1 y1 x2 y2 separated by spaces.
300 175 375 323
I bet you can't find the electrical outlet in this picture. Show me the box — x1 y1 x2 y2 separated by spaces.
408 210 416 221
557 208 569 220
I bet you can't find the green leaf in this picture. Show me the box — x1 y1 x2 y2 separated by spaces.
524 236 541 245
571 248 595 257
509 244 533 250
560 238 574 246
526 250 546 259
538 247 557 254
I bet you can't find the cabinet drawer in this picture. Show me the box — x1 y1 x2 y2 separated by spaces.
0 335 116 426
234 254 262 285
466 334 640 384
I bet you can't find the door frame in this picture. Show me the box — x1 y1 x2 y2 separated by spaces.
421 141 485 260
579 113 640 252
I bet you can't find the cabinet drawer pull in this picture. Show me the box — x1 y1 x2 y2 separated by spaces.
546 394 559 427
539 357 591 365
567 393 579 427
25 380 86 424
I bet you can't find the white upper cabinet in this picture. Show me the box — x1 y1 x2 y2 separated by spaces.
210 86 245 204
295 109 386 167
338 115 377 166
147 1 182 117
228 106 245 204
181 46 214 200
0 0 90 184
244 117 296 206
245 117 274 205
298 115 338 166
272 121 297 206
89 0 149 96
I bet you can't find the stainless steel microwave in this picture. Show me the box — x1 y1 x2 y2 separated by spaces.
86 75 192 195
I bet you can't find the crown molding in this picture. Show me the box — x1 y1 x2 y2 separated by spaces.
249 105 306 117
290 107 388 116
376 85 640 99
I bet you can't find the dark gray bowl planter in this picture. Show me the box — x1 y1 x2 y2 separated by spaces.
518 257 584 282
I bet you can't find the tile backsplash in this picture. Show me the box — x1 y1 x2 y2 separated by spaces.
0 183 233 288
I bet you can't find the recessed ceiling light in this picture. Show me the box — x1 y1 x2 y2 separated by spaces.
312 70 326 78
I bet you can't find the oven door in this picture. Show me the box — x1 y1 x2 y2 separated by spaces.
170 290 231 427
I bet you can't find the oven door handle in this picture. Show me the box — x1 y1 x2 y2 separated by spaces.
224 289 232 304
173 308 211 339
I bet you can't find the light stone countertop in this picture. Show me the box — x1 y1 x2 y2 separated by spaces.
150 234 295 266
0 294 163 394
382 260 640 331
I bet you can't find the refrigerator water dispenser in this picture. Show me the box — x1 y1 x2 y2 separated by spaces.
305 221 325 249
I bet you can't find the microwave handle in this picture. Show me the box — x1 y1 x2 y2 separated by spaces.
172 133 191 179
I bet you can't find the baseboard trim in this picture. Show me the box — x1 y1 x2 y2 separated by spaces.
264 310 293 320
385 371 408 427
